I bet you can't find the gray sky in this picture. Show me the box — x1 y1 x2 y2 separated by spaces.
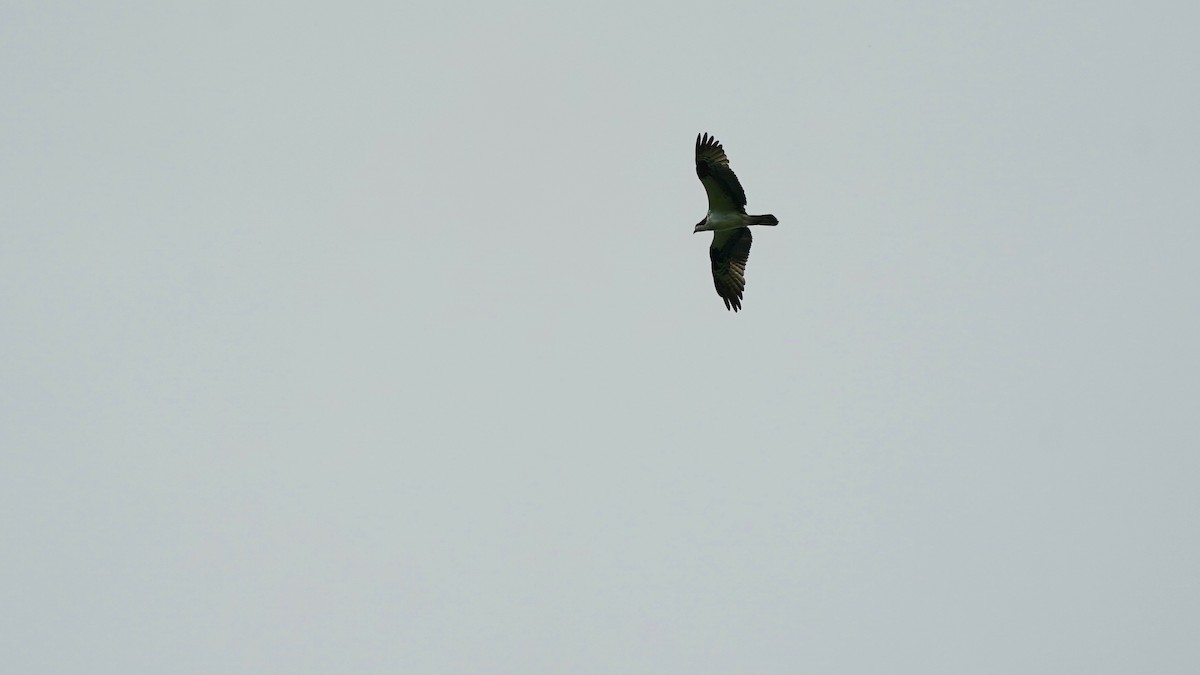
4 2 1199 672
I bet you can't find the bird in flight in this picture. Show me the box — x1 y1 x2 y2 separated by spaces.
693 133 778 312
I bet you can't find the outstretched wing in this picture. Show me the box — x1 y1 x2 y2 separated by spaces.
695 133 747 214
710 227 752 312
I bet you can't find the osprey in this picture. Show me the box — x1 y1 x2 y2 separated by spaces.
693 132 778 312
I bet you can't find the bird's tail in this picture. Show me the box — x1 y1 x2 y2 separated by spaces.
748 214 778 226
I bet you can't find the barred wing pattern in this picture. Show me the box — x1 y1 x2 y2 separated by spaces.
709 227 752 312
695 133 747 213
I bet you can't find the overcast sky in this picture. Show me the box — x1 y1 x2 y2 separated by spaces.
3 2 1199 672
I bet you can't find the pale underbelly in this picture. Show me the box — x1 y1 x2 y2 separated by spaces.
705 211 745 230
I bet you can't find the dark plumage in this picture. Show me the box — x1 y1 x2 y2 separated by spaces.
692 133 778 312
709 227 752 311
696 133 747 210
